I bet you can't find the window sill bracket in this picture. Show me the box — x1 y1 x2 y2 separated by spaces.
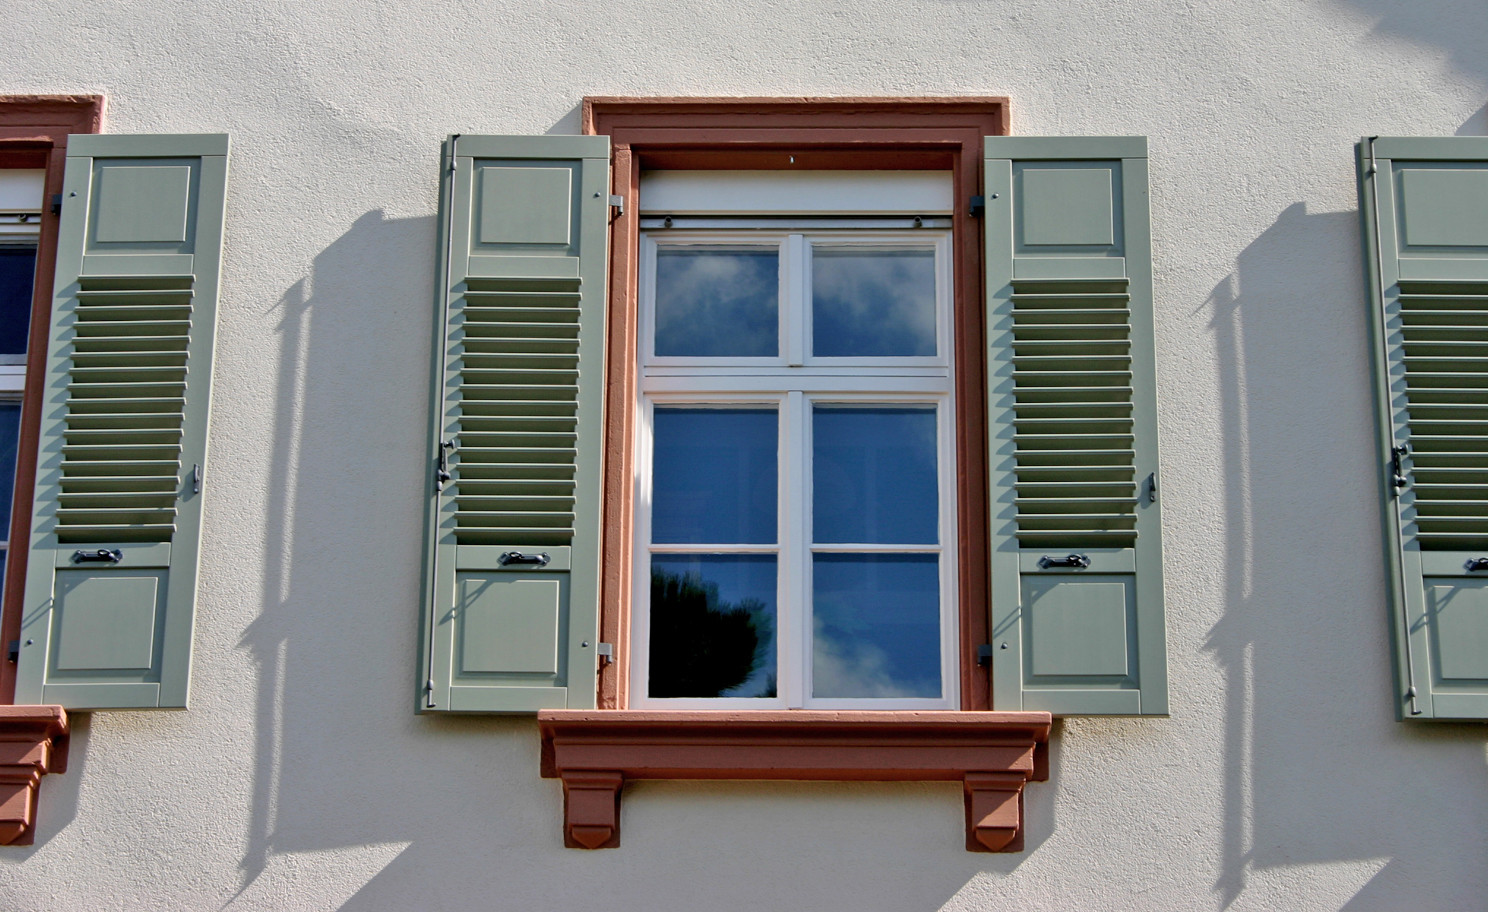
0 705 68 846
539 709 1051 852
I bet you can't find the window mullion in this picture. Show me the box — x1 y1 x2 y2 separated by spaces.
780 389 808 708
786 234 807 367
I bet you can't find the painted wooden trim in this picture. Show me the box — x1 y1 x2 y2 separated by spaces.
0 96 104 705
539 709 1049 851
585 98 1006 712
0 705 68 845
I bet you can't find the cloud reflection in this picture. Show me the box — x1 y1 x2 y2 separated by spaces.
655 248 779 356
812 248 936 357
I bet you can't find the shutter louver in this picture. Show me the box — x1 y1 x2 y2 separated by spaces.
1358 136 1488 720
1397 281 1488 548
58 275 191 542
985 137 1168 716
16 135 228 710
1011 277 1139 548
453 276 581 545
419 135 609 713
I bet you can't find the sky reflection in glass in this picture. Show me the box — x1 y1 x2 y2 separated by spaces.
812 554 940 699
812 248 935 357
652 408 777 544
0 403 19 526
0 248 36 356
655 248 778 357
650 554 777 698
813 407 937 544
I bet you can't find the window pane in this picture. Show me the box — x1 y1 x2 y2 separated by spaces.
652 407 777 544
649 554 777 698
812 248 935 357
813 406 937 544
655 248 778 357
0 402 20 529
812 554 940 699
0 247 37 356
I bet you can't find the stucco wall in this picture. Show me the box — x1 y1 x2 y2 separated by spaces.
3 1 1487 909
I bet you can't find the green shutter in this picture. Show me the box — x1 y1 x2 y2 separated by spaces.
1358 136 1488 720
419 135 610 713
985 137 1167 715
15 135 229 709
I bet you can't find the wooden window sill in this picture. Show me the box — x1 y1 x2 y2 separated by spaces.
538 709 1051 852
0 705 68 845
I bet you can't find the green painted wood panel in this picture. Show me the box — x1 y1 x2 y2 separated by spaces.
985 137 1168 716
419 135 609 714
16 135 228 709
1358 136 1488 720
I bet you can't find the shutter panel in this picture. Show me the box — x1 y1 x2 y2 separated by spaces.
15 135 229 709
985 137 1168 715
419 135 609 713
1358 136 1488 720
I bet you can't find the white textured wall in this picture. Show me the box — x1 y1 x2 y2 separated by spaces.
2 1 1487 909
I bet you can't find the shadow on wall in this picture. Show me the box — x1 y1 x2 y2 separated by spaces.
1341 0 1488 83
1205 202 1488 910
234 208 444 895
227 210 1032 912
1458 101 1488 137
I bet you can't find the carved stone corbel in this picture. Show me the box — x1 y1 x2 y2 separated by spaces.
964 771 1027 852
560 770 623 849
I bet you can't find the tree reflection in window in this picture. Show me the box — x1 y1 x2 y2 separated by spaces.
649 568 775 698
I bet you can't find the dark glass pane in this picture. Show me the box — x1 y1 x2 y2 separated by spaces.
812 248 935 357
812 553 940 699
813 406 937 544
649 554 777 698
652 408 777 544
0 247 37 356
655 248 778 356
0 402 21 529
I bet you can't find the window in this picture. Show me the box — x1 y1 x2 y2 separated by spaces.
631 177 959 708
421 100 1168 851
418 102 1169 717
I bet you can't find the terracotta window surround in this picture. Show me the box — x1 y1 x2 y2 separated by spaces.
0 95 104 845
557 97 1053 852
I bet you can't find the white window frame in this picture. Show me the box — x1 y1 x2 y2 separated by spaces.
631 227 959 709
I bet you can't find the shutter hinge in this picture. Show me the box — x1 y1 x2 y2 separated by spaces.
51 194 63 216
6 640 17 664
192 463 202 494
1147 472 1158 504
976 644 994 667
597 643 614 666
608 194 625 216
969 195 986 218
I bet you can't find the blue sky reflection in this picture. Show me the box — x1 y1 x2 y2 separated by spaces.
813 407 937 544
652 408 778 544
